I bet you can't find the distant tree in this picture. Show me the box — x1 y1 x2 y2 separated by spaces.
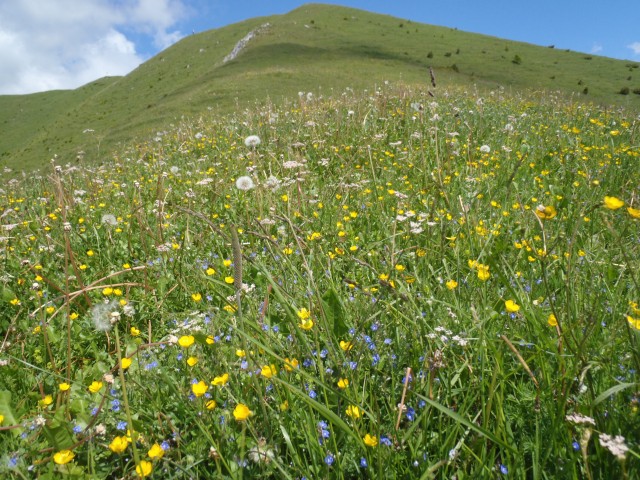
512 55 522 65
619 87 630 95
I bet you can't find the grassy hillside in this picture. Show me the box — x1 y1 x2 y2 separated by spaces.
0 81 638 478
1 3 639 171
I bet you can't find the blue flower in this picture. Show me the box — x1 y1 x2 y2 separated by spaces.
116 420 127 431
161 440 171 451
406 406 416 421
380 436 392 446
572 441 580 451
360 457 368 468
324 453 335 466
500 464 508 475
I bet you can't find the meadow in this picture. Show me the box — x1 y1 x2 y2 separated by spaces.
0 82 639 478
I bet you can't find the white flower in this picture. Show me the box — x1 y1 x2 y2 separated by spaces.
235 176 255 191
565 413 595 426
101 214 117 226
91 300 118 332
480 145 491 153
599 433 629 460
244 135 261 148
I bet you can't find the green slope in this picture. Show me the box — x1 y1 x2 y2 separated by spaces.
1 3 639 171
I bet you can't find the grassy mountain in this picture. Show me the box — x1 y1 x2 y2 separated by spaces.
1 3 639 171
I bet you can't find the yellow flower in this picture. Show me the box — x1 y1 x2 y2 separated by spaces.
445 279 458 290
148 443 165 459
346 405 362 419
102 287 113 296
337 378 349 389
113 288 123 296
628 207 640 219
206 335 215 345
477 264 490 281
547 314 558 327
236 349 246 357
121 358 132 370
69 312 79 320
39 395 53 407
340 340 354 351
260 364 277 379
178 335 195 348
280 400 289 411
212 373 229 386
206 267 216 275
191 380 208 397
535 205 557 219
88 381 103 393
224 276 234 284
53 449 75 465
297 308 310 320
223 304 237 313
233 403 252 421
0 414 3 425
223 259 232 267
395 264 405 272
627 316 640 330
130 327 140 336
46 306 55 314
604 196 624 210
122 263 131 269
281 194 289 202
9 298 20 306
59 382 71 391
283 358 299 372
136 460 153 477
187 356 198 367
109 435 129 454
191 293 202 302
505 300 520 313
206 399 217 410
299 318 314 330
283 247 293 255
87 250 94 256
363 434 378 447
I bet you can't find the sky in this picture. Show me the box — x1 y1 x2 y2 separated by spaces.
1 0 638 95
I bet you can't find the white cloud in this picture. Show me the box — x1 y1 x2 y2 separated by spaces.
0 0 187 94
628 42 640 55
590 43 603 54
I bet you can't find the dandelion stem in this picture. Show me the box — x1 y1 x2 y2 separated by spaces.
113 324 141 468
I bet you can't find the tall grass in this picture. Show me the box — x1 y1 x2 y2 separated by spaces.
0 83 638 478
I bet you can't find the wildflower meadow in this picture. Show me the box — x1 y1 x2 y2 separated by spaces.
0 83 639 478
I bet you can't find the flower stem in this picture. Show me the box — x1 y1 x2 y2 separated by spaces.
114 324 141 468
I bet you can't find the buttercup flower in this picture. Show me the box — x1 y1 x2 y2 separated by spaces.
109 435 129 454
148 443 165 459
53 450 75 465
337 378 349 389
178 335 195 348
505 300 520 313
547 314 558 327
445 279 458 290
363 434 378 447
233 403 252 421
88 381 103 393
346 405 362 419
604 196 624 210
260 364 277 379
212 373 229 386
192 380 208 397
535 205 557 219
136 460 153 477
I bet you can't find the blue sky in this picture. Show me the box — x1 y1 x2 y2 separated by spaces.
1 0 638 94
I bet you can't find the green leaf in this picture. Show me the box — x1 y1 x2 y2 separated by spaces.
594 382 636 406
0 286 16 303
416 394 517 453
321 288 347 337
0 390 21 436
43 410 74 449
